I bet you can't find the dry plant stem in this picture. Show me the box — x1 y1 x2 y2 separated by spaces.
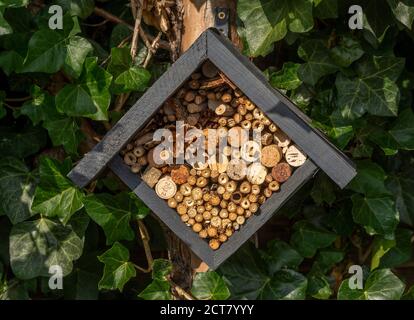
81 19 109 27
114 93 131 112
138 220 154 271
86 180 97 194
360 240 374 264
93 7 170 51
103 121 112 131
80 119 101 149
168 277 195 300
130 0 144 59
219 72 236 90
143 31 162 68
130 0 138 19
5 96 31 102
349 235 364 264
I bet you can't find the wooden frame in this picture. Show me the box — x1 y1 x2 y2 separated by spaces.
68 29 356 269
109 155 318 268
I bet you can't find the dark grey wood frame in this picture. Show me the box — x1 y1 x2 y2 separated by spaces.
68 29 356 269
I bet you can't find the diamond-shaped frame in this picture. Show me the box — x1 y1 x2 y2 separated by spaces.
68 29 356 269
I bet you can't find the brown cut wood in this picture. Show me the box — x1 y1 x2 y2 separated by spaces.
206 30 356 188
108 154 318 269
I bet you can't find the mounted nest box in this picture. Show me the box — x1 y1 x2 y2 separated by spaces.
68 29 356 269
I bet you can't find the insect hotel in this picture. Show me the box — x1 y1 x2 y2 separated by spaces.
68 29 356 269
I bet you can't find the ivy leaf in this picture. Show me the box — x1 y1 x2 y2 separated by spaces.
387 0 414 30
262 240 303 275
368 127 399 156
20 29 67 73
330 35 364 68
269 62 302 90
0 0 28 7
324 205 355 236
43 117 84 154
363 0 395 44
237 0 313 57
336 56 405 118
219 243 269 299
10 218 83 279
113 67 151 94
389 108 414 150
21 86 58 125
290 221 337 258
387 171 414 227
403 286 414 300
338 269 405 300
110 25 132 48
191 271 230 300
329 126 354 150
0 126 47 158
32 157 84 225
57 0 95 19
311 250 344 274
131 194 150 220
152 259 172 281
298 40 338 85
63 269 100 300
107 47 131 77
138 280 171 300
311 173 336 205
371 229 413 269
0 281 30 300
219 243 307 300
351 194 398 239
260 269 308 300
0 9 12 35
63 36 93 78
0 50 23 76
56 57 112 120
347 160 391 197
83 193 136 245
98 242 136 292
0 157 35 224
313 0 337 19
307 274 332 299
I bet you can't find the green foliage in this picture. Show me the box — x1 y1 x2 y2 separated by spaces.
0 157 36 224
0 0 413 301
338 269 405 300
290 221 337 258
56 57 112 120
84 192 148 244
191 271 230 300
10 217 83 279
98 242 136 292
32 157 84 224
219 243 307 299
139 259 172 300
238 0 313 56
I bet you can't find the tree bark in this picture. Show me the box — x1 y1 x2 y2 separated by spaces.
166 0 241 291
181 0 241 52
